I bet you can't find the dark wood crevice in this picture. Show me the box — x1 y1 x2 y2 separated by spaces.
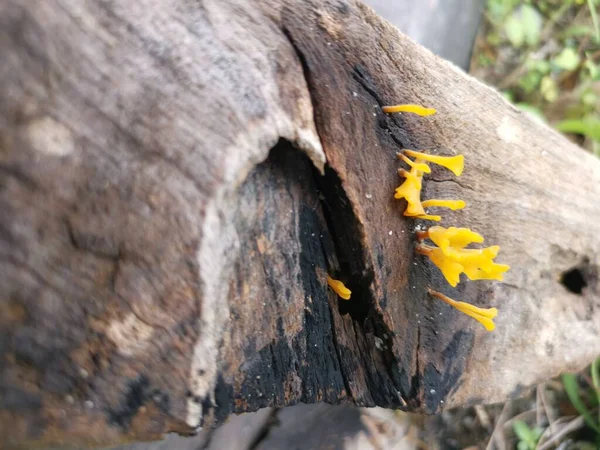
281 18 419 411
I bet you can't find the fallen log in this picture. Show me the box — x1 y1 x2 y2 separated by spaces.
2 0 600 448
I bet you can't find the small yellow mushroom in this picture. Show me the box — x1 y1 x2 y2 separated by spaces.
403 150 464 176
395 163 464 222
428 289 497 331
382 104 437 116
395 166 427 217
426 226 484 255
416 226 510 287
416 245 463 287
421 199 466 210
397 153 431 173
394 150 466 222
327 275 351 300
463 260 510 282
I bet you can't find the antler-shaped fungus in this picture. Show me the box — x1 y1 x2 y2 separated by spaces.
416 226 510 287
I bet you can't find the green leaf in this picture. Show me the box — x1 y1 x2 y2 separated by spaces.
488 0 521 23
519 70 543 93
522 5 542 46
593 358 600 432
540 76 559 102
553 48 581 71
582 90 598 106
503 5 542 48
505 15 525 47
517 441 529 450
514 420 535 444
526 58 551 74
562 373 600 433
589 0 600 43
562 25 595 38
592 358 600 391
584 59 600 80
556 118 600 141
516 103 546 122
502 90 515 102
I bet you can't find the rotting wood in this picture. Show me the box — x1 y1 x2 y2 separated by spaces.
2 0 600 447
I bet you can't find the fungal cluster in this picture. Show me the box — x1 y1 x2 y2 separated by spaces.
385 104 510 331
326 103 509 331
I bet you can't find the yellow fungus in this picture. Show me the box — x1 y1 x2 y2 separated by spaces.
463 261 511 282
327 275 351 300
403 150 464 176
397 153 431 173
382 104 437 116
416 245 463 287
395 167 427 217
421 199 466 210
426 226 484 254
428 289 497 331
416 226 510 287
395 160 465 221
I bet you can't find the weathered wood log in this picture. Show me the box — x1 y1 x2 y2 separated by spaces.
2 0 600 448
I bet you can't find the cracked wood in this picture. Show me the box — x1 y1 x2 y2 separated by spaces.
2 0 600 448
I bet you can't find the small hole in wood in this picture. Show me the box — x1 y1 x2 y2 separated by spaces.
561 267 587 294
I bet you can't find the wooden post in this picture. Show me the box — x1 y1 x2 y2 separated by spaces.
2 0 600 447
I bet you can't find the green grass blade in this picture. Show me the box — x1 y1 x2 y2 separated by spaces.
592 358 600 391
562 372 600 433
513 420 533 443
557 118 600 141
592 358 600 431
589 0 600 43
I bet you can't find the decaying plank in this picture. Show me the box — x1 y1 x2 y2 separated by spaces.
1 0 600 447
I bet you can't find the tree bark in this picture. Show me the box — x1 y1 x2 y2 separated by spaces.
2 0 600 448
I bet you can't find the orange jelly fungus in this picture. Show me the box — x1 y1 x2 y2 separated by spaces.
403 150 464 176
428 289 497 332
421 199 466 210
394 151 465 221
327 275 351 300
395 166 428 217
382 104 437 116
398 153 431 173
416 227 510 287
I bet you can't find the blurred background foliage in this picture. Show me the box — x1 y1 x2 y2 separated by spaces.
470 0 600 157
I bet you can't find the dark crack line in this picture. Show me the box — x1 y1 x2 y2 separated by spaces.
281 23 407 408
351 67 410 149
326 298 353 400
411 326 422 409
427 177 476 192
280 24 355 402
316 233 353 401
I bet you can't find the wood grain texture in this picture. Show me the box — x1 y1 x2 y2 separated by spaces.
1 0 600 447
